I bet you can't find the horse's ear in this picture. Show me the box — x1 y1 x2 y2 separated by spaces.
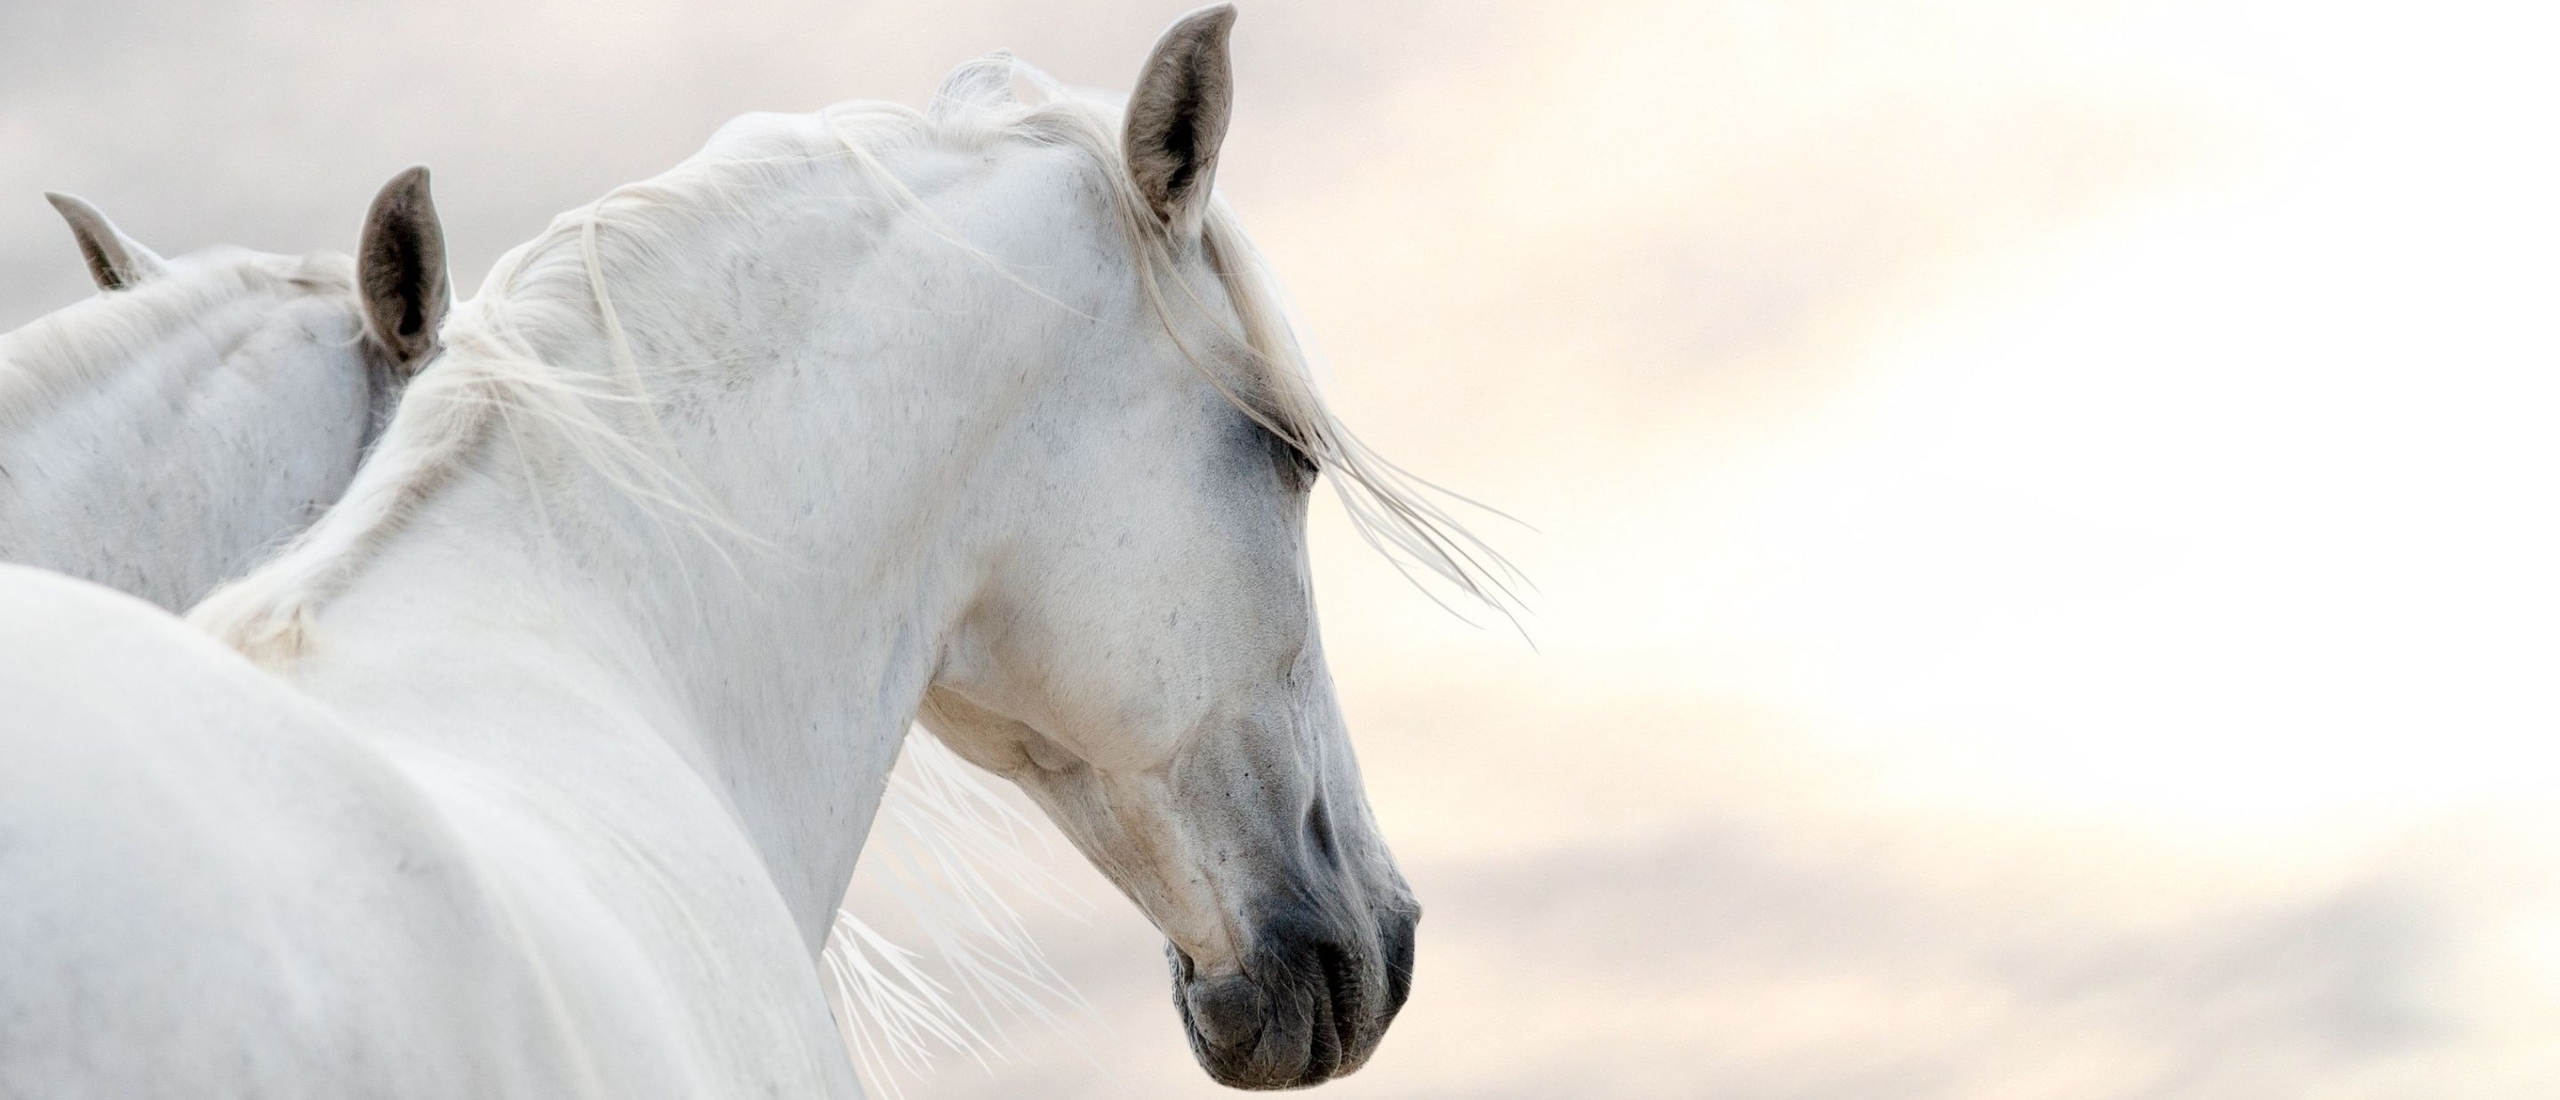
44 193 171 291
1122 4 1237 241
929 50 1017 123
357 165 451 374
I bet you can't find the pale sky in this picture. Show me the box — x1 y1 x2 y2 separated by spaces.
7 1 2557 1096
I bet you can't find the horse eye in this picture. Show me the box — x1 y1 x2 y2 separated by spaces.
1257 421 1317 490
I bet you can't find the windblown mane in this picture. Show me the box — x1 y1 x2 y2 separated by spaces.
0 251 356 433
193 55 1518 661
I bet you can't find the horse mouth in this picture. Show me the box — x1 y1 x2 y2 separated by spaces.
1306 940 1363 1080
1168 935 1384 1090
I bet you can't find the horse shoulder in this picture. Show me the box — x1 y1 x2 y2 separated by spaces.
0 565 584 1098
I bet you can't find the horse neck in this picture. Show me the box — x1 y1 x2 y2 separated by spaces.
262 137 1142 947
285 315 1025 951
0 283 372 609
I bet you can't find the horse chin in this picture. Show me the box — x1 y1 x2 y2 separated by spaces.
1166 904 1417 1090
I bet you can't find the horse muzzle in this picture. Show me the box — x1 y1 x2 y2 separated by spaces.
1169 901 1418 1089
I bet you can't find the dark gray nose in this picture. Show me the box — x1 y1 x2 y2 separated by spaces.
1169 898 1419 1089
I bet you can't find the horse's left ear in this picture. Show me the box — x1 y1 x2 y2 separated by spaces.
44 193 171 291
1123 4 1237 242
358 165 450 374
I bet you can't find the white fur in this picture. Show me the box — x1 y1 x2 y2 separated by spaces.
0 248 379 610
3 21 1491 1096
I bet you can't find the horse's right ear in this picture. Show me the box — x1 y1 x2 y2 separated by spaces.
45 193 171 291
357 166 451 373
1123 4 1238 242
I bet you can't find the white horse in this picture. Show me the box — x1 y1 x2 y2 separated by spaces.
0 7 1508 1096
4 166 1060 1093
0 169 449 610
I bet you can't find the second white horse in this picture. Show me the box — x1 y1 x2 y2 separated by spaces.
0 169 448 609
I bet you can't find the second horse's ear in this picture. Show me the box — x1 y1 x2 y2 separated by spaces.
45 192 171 291
357 166 451 373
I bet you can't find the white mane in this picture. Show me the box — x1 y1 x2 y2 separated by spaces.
196 55 1516 662
0 251 355 433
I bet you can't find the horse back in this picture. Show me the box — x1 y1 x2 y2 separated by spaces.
0 565 579 1099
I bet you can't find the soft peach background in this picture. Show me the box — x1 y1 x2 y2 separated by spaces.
6 2 2556 1096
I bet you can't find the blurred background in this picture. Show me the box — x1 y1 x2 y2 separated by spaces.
7 1 2557 1095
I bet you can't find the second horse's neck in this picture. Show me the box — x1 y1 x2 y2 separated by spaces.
0 292 368 610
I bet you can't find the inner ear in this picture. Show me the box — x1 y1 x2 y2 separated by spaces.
44 192 170 291
357 166 451 374
1123 4 1238 239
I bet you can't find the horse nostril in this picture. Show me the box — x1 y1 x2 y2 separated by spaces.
1305 795 1339 867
